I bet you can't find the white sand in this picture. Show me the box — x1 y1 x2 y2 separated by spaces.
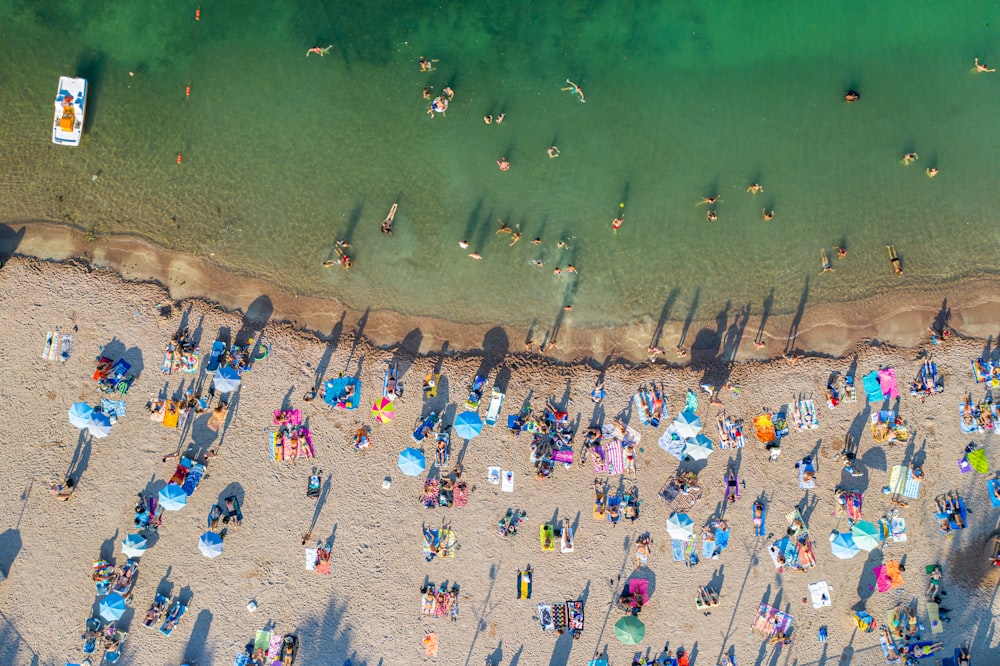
0 256 996 665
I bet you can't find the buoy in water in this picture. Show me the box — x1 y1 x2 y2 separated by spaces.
195 8 201 20
177 153 183 164
185 85 191 97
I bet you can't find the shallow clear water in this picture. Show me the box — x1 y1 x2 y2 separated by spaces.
2 1 1000 330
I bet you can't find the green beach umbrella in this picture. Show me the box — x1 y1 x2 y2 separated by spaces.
614 615 645 644
851 520 881 551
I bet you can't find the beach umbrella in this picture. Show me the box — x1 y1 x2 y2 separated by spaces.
198 531 224 558
657 426 685 460
830 531 859 559
68 402 94 429
371 397 395 424
851 521 881 551
673 411 702 439
158 483 188 511
121 533 148 558
683 433 713 460
454 411 484 440
212 366 241 393
614 615 645 644
397 448 427 476
666 512 694 540
99 592 127 621
87 411 113 439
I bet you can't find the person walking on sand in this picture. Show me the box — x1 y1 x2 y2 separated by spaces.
747 183 763 196
306 45 334 57
562 79 586 103
820 249 834 273
974 57 996 73
887 245 903 275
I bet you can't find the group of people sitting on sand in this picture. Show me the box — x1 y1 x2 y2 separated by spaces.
163 327 198 373
935 492 965 533
420 583 460 621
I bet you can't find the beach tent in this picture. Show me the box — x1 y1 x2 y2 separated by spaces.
614 615 645 644
683 433 713 461
121 533 147 558
667 512 694 540
673 411 702 439
88 412 113 439
158 483 188 511
198 531 224 558
454 411 484 440
99 592 127 621
830 531 859 559
68 402 94 429
851 521 881 551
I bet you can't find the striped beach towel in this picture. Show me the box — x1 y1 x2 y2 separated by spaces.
888 465 921 499
604 441 625 475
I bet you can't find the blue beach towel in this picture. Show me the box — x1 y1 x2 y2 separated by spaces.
863 371 884 402
715 528 730 551
988 479 1000 508
671 539 685 562
101 398 127 421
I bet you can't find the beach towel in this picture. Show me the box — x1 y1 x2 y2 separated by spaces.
422 479 440 508
935 496 967 531
602 439 625 475
958 402 980 433
487 466 500 485
568 600 584 632
100 398 127 423
887 465 921 500
967 448 989 473
684 389 698 412
552 602 568 631
723 418 746 448
540 524 556 551
797 460 816 489
423 633 438 657
501 470 514 492
874 561 904 593
889 515 906 542
988 479 1000 507
421 592 436 617
552 449 574 464
537 604 554 631
453 481 468 508
517 568 532 599
754 502 766 537
750 604 793 639
633 392 652 427
881 634 902 665
267 633 282 659
926 602 944 635
808 581 831 608
878 367 900 399
672 539 686 562
863 371 884 402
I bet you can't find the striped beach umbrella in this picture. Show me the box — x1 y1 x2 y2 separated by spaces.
371 397 395 424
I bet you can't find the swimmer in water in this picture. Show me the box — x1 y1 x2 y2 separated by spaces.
562 79 586 103
468 252 482 260
458 240 470 249
497 157 510 171
747 183 763 196
706 210 718 222
553 267 562 276
926 167 939 178
496 113 506 124
887 244 903 275
547 146 560 158
531 237 543 245
902 152 918 165
697 196 721 206
612 215 624 232
820 249 833 273
496 220 512 235
306 45 334 57
844 90 860 102
442 86 454 99
509 225 522 246
835 246 847 259
530 259 543 267
557 240 570 250
484 115 493 125
974 57 996 73
565 264 577 274
419 56 438 72
423 87 433 100
762 209 775 221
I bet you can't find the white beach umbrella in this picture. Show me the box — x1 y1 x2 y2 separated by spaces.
87 412 113 439
673 411 702 439
213 366 241 393
666 512 694 540
683 433 713 460
68 402 94 429
198 531 224 558
121 533 148 558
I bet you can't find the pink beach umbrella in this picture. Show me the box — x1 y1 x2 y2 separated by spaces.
372 397 395 423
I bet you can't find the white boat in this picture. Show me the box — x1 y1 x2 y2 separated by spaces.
52 76 87 146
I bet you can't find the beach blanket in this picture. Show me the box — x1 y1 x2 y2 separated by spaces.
878 368 900 399
671 539 686 562
966 448 989 473
603 440 625 476
423 633 438 658
750 604 793 640
659 482 702 512
935 496 967 532
43 331 73 362
537 604 555 631
501 470 514 492
797 459 816 489
808 581 831 608
874 560 904 593
100 398 127 422
863 371 884 402
888 466 921 499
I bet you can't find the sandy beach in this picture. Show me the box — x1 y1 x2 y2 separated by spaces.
0 253 998 666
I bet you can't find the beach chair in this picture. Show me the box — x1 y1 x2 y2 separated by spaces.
92 561 116 596
623 483 640 522
159 600 186 636
383 363 401 400
540 524 556 551
517 566 532 599
111 559 138 599
82 617 102 654
412 412 439 443
606 492 623 525
143 594 168 628
423 372 440 399
485 388 504 426
203 340 226 373
104 629 127 663
465 375 486 410
434 431 450 467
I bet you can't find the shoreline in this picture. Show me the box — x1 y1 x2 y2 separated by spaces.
5 220 1000 363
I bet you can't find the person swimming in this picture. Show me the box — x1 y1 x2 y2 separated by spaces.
697 196 721 206
820 249 833 273
497 157 510 171
747 183 763 196
762 209 775 221
419 56 437 72
484 114 493 125
547 146 560 158
306 45 334 57
835 246 847 258
612 215 624 232
562 79 586 103
844 90 860 102
887 245 903 275
926 167 939 178
974 57 996 73
902 152 918 165
706 210 718 222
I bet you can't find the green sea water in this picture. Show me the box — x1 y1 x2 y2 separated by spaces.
2 0 1000 331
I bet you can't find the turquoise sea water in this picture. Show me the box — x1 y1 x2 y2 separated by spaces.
2 1 1000 330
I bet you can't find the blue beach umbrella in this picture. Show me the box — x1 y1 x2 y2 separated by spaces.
398 448 427 476
99 592 127 621
213 366 241 393
198 531 224 558
683 433 713 461
121 533 148 558
158 483 188 511
454 411 484 440
673 411 702 439
87 412 113 439
666 512 694 540
830 531 860 559
68 402 94 429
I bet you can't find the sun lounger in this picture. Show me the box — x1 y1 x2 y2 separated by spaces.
82 617 102 654
92 561 116 595
203 340 226 373
323 376 361 410
104 629 127 663
465 375 486 410
423 372 440 399
159 600 186 636
111 559 138 598
540 524 556 551
412 412 439 443
485 388 504 426
517 566 532 599
143 593 168 628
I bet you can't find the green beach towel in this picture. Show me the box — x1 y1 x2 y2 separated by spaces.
862 371 883 402
966 448 989 474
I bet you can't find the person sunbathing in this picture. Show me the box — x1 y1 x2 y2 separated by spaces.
635 537 649 569
957 646 971 666
753 502 763 523
882 627 902 656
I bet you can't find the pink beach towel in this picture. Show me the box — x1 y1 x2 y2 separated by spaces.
878 368 900 399
605 442 625 475
552 449 574 464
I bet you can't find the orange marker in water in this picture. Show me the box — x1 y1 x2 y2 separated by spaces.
195 8 200 20
185 85 191 97
177 153 183 164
